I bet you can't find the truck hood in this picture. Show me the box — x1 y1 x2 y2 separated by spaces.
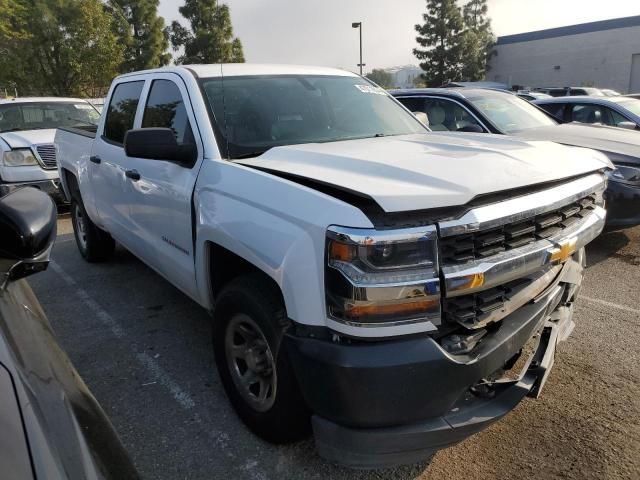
0 129 56 149
237 133 609 212
512 124 640 163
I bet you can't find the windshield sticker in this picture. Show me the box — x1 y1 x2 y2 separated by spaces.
355 84 387 95
74 104 94 110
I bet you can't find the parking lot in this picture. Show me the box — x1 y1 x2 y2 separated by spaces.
29 216 639 480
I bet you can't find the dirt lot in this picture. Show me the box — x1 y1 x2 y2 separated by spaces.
30 218 640 480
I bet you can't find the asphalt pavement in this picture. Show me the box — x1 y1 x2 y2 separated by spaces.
29 217 640 480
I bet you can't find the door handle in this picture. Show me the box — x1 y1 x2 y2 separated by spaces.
89 155 101 164
125 169 141 181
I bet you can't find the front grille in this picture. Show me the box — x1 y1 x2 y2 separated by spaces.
444 278 531 327
36 144 57 169
440 195 597 264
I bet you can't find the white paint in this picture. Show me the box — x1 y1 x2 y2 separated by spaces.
580 295 640 316
137 352 195 410
56 64 606 340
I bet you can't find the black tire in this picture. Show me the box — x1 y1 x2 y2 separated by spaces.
71 197 115 262
213 273 311 444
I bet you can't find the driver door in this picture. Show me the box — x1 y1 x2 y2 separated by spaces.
123 74 204 300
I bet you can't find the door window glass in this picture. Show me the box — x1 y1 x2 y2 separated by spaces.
103 81 144 144
570 104 605 124
604 107 628 126
398 97 482 132
142 79 194 145
538 103 565 121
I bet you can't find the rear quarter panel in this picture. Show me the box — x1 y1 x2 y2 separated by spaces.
55 129 99 221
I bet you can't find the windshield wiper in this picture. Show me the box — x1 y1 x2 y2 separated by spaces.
373 133 386 137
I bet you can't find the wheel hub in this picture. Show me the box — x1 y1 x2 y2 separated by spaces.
225 314 277 412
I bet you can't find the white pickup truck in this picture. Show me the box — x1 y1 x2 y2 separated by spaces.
55 64 609 468
0 97 99 201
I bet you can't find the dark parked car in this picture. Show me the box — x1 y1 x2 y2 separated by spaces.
391 88 640 228
0 187 138 479
534 96 640 131
533 86 605 97
516 91 552 102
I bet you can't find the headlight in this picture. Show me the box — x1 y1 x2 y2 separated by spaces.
3 149 38 167
325 226 440 327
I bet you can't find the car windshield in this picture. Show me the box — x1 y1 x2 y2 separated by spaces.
466 92 558 132
0 102 100 133
611 98 640 117
201 75 426 159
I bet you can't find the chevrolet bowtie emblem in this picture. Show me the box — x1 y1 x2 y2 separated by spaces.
549 237 578 263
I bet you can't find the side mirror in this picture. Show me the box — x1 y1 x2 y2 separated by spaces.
0 187 57 285
617 121 637 130
413 111 429 127
457 124 484 133
124 128 197 165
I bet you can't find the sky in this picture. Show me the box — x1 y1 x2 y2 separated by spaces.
158 0 640 72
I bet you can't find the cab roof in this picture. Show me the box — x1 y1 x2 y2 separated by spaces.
0 97 89 105
118 64 359 80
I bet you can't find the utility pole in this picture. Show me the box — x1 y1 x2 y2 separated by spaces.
351 22 364 76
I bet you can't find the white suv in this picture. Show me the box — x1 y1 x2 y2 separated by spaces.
0 97 99 201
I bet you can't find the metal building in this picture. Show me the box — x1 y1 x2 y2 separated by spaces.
488 16 640 93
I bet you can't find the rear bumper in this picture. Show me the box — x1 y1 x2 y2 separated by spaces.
605 180 640 228
286 261 579 468
0 179 65 203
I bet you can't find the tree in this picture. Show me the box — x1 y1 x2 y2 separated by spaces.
0 0 124 96
413 0 464 87
366 69 394 88
460 0 495 81
0 0 27 40
170 0 244 64
109 0 171 71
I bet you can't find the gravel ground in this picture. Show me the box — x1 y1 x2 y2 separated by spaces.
29 217 640 480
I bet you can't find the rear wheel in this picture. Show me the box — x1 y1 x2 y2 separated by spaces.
71 198 115 262
213 274 310 443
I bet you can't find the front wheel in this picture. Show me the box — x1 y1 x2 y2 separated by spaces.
213 274 310 444
71 198 115 262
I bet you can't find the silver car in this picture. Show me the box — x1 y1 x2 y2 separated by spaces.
534 96 640 131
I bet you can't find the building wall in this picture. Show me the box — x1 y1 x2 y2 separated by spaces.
488 25 640 93
384 65 423 89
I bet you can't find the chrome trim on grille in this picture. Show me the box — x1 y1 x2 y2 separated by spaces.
445 263 563 329
34 143 57 170
439 173 606 238
442 206 606 298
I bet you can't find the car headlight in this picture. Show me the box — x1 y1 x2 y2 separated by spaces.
3 149 38 167
325 226 440 327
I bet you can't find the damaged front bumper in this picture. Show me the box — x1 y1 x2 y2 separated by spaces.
286 251 584 469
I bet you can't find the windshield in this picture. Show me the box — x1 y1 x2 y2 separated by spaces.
0 102 100 133
612 98 640 117
201 75 426 159
466 92 558 132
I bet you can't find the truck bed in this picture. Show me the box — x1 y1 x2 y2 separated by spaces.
55 126 98 202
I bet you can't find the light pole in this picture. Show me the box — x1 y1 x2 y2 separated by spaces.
351 22 364 76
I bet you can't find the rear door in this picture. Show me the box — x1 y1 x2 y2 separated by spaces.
567 103 630 127
123 74 204 299
90 80 145 239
